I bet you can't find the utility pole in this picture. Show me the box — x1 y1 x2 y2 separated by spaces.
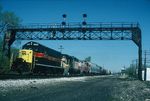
58 45 64 53
131 59 138 77
135 59 138 77
144 50 147 81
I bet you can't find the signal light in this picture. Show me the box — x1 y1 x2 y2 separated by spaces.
82 14 87 25
62 14 67 26
83 14 87 18
62 14 67 18
82 21 87 25
62 22 66 26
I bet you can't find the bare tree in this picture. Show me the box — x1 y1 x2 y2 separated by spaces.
0 5 21 73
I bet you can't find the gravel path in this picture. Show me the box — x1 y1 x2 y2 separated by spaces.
0 75 150 101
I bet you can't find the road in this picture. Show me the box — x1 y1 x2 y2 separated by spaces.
0 75 150 101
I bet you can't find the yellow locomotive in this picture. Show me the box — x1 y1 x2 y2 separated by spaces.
11 41 64 74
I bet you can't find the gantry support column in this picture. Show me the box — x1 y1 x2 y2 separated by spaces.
132 28 142 80
138 41 142 80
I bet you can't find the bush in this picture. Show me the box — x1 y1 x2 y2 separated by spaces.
125 65 137 78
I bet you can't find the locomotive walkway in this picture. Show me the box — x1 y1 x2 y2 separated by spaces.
0 75 150 101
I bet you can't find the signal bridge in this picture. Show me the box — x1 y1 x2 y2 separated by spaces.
3 22 142 80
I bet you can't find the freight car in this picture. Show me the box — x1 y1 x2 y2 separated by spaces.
89 63 102 74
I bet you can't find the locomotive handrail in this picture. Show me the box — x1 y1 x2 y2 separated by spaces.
7 22 139 30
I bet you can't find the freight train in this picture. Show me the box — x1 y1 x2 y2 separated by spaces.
11 41 108 75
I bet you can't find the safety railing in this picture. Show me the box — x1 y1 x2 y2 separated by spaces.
7 22 139 30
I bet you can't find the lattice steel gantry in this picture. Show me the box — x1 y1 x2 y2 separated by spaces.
3 22 142 80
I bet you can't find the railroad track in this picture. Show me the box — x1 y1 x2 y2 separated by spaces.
0 73 99 80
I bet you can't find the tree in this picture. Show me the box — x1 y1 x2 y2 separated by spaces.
125 64 137 78
0 5 3 35
85 56 91 62
0 5 21 37
0 5 21 73
2 11 21 26
0 5 2 22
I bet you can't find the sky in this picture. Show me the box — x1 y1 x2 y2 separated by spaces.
0 0 150 72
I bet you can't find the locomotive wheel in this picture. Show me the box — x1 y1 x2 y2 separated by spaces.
16 64 24 75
